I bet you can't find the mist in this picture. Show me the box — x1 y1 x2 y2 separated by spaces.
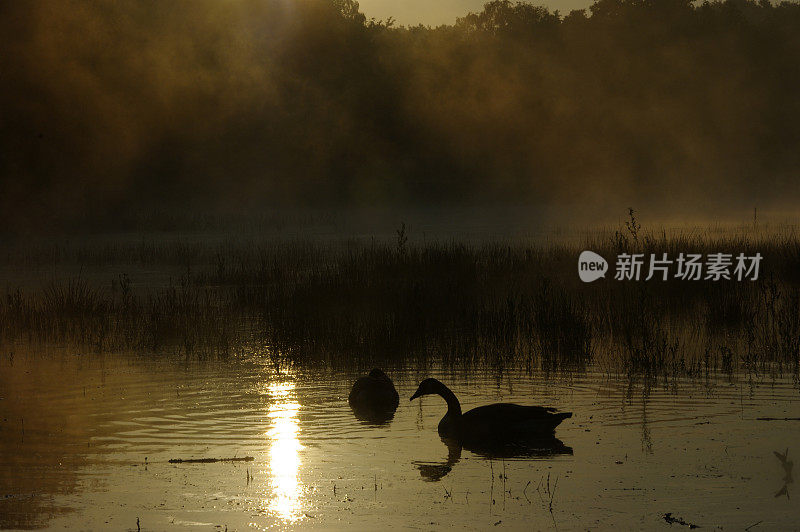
2 0 799 233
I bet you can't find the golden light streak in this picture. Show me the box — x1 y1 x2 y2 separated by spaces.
265 381 304 522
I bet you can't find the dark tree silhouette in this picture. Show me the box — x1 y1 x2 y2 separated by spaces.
2 0 800 231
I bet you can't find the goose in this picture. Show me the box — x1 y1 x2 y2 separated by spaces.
348 368 400 420
410 378 571 442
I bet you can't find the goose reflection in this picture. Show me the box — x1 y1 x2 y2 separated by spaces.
351 405 397 425
414 437 463 481
414 435 572 481
462 434 573 460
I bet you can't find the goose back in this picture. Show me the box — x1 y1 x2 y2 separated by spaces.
450 403 572 441
348 368 400 413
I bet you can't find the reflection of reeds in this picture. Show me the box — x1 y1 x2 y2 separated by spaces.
2 228 800 378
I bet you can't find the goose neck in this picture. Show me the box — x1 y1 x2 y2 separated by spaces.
438 384 462 417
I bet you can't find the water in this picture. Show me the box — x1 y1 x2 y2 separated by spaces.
1 351 799 530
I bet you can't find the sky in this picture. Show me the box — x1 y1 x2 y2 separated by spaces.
357 0 594 26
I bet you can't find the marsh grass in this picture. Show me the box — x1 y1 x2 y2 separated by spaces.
2 224 800 379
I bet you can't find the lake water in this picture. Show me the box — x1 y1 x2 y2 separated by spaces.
1 350 799 530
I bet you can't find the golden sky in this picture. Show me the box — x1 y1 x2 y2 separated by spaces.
357 0 594 26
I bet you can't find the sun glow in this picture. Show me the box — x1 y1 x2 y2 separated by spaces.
265 381 304 521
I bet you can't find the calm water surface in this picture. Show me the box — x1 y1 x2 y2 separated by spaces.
1 351 799 530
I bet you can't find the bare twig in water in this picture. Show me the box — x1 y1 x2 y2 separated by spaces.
489 459 495 513
502 460 507 509
168 456 254 464
773 449 793 473
757 417 800 421
745 521 763 531
549 475 559 513
534 475 545 504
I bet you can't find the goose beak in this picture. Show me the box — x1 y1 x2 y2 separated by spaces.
410 389 422 401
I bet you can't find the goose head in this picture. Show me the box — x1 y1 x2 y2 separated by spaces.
410 378 447 401
368 368 391 382
410 378 463 425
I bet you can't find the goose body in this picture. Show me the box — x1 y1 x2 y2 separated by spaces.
410 378 571 441
348 368 400 415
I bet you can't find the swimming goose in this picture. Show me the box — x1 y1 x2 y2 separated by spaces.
410 378 571 441
348 368 400 419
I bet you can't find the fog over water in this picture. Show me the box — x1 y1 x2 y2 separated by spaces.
2 0 800 233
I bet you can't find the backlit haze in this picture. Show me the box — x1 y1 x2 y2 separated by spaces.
358 0 593 25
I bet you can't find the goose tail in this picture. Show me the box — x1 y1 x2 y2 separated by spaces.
549 411 572 430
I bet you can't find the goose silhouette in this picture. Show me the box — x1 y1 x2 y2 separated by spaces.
348 368 400 423
410 378 571 442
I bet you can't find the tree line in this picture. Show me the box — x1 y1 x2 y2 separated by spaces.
1 0 799 230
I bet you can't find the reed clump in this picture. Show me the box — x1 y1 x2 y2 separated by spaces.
1 224 800 378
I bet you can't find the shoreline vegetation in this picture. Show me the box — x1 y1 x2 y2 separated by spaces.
2 217 799 385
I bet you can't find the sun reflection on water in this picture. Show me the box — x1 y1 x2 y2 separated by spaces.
265 381 304 522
